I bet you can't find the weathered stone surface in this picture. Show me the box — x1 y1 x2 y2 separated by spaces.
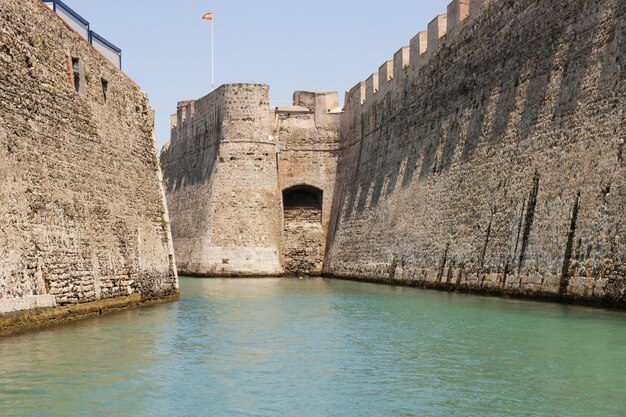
162 85 283 276
324 0 626 307
161 89 341 276
160 0 624 307
275 91 341 275
0 0 178 329
0 293 180 337
283 208 324 275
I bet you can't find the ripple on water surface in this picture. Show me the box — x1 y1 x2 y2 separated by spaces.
0 278 625 417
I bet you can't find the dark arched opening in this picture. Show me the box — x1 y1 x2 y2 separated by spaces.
282 185 323 211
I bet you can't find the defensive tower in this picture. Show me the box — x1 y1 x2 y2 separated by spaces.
161 88 342 276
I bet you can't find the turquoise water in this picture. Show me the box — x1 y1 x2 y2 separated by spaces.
0 278 625 417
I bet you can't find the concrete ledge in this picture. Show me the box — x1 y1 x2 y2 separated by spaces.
0 295 57 314
0 292 180 338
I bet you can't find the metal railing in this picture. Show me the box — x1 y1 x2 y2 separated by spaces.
43 0 122 70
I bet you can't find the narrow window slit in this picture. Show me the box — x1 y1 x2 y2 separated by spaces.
101 78 108 102
71 57 80 92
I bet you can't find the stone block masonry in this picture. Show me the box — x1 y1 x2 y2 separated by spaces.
0 0 178 335
162 84 284 276
162 0 624 308
161 89 341 277
274 91 342 275
324 0 626 307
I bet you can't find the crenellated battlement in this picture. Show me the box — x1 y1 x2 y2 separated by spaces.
344 0 492 129
427 14 448 60
378 60 394 97
163 85 342 277
447 0 470 37
326 0 626 306
393 46 410 84
161 0 626 306
174 100 195 130
343 80 366 134
365 73 379 103
409 32 428 72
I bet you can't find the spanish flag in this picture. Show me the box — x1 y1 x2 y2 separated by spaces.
202 12 213 21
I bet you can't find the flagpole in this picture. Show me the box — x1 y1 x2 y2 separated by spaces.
211 18 214 91
202 12 215 90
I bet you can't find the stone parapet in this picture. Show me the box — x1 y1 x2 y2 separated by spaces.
343 0 493 134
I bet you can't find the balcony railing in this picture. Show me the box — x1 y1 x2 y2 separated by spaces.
43 0 122 70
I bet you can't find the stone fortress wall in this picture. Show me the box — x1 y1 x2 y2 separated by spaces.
163 0 624 306
324 0 626 306
161 89 341 276
0 0 179 335
162 84 284 276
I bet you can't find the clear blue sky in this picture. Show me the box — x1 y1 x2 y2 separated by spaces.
65 0 451 148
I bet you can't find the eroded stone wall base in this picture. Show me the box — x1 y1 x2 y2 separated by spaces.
178 246 282 277
326 273 625 309
0 292 180 338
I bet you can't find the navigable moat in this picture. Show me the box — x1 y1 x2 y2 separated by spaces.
1 278 625 417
